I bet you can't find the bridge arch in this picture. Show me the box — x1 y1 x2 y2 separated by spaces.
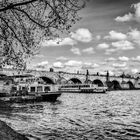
127 81 135 89
111 80 121 90
92 79 104 87
39 76 55 84
67 78 82 84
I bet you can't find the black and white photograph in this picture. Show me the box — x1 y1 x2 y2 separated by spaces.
0 0 140 139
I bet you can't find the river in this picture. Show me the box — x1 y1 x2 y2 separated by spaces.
0 90 140 140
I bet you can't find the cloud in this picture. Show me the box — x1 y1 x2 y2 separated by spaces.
70 47 81 55
97 43 110 49
41 37 77 47
115 2 140 22
128 29 140 45
106 57 116 61
112 62 127 68
105 40 134 55
115 13 133 22
82 62 92 69
105 48 117 55
92 63 99 68
65 60 82 67
82 47 94 54
131 68 139 74
56 56 68 61
70 28 92 42
34 61 49 69
118 56 129 61
82 62 99 69
104 30 127 40
53 62 64 68
111 40 134 50
36 61 48 66
131 56 140 62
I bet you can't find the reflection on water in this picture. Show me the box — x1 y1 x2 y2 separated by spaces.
0 91 140 140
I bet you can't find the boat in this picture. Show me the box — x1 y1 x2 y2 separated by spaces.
59 84 108 93
0 77 61 102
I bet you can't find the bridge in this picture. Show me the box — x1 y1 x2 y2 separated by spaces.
0 68 140 90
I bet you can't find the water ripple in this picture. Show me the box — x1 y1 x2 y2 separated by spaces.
0 91 140 140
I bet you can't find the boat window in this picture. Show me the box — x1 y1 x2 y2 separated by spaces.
22 87 26 91
30 87 35 92
11 86 17 91
44 86 50 92
37 86 43 92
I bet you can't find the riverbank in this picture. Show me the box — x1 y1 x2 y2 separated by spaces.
0 120 29 140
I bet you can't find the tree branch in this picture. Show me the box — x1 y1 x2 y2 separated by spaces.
13 7 48 28
0 0 38 12
0 17 24 48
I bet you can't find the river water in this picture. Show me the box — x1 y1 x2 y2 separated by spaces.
0 91 140 140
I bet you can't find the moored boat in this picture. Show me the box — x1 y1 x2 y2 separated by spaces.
59 84 108 93
0 78 61 103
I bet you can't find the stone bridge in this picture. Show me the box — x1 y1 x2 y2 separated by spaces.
0 68 140 90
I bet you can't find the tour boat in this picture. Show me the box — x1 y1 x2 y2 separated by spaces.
0 80 61 102
59 84 108 93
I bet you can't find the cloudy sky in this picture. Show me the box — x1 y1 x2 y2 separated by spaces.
30 0 140 75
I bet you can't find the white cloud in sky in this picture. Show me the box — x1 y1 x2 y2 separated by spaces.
118 56 129 61
128 29 140 45
70 47 81 55
82 62 99 69
82 47 94 54
106 57 116 61
131 56 140 61
115 2 140 22
92 63 99 68
36 61 48 66
56 56 68 61
105 40 134 55
70 28 92 42
111 40 134 50
65 60 82 67
104 30 127 40
84 62 92 66
41 37 77 47
115 13 133 22
105 48 117 55
97 43 110 49
103 28 140 51
53 62 64 68
131 68 139 74
112 62 127 68
34 61 49 69
82 62 92 69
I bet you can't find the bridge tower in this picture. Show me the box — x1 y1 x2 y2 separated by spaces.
106 70 110 82
85 69 89 84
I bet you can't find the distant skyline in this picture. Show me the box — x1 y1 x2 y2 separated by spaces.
29 0 140 75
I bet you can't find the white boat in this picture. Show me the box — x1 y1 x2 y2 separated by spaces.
0 79 61 102
59 84 108 93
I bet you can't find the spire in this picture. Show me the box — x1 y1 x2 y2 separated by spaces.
85 69 89 83
106 70 109 82
86 69 89 76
